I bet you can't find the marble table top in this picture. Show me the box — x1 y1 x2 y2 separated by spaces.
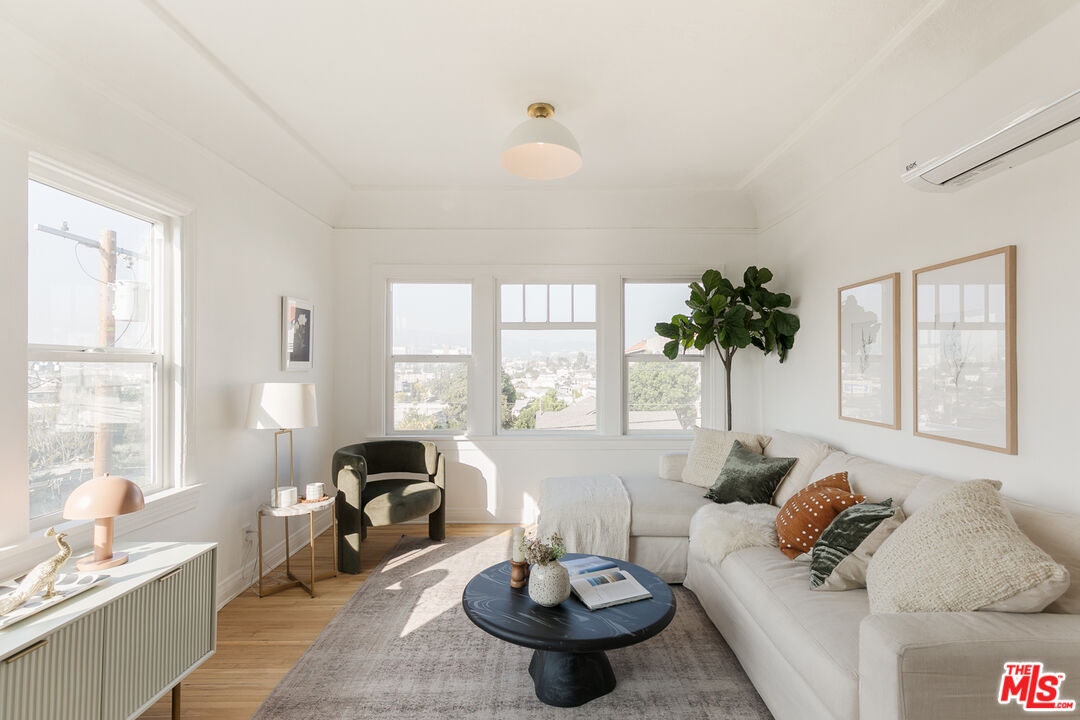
462 554 676 653
258 496 334 517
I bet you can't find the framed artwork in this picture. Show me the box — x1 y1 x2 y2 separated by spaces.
838 273 900 428
282 296 314 371
913 246 1016 454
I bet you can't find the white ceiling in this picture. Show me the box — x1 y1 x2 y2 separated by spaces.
155 0 927 188
0 0 1073 219
0 0 931 190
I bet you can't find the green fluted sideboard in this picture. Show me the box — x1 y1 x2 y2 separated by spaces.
0 542 217 720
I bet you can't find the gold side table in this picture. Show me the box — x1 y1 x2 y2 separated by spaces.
256 496 337 598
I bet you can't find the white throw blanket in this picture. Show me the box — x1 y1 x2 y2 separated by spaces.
689 502 780 567
537 475 631 561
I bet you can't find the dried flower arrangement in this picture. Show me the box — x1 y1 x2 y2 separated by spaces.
521 533 567 566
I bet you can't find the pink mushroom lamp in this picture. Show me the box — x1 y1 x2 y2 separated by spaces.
63 474 145 571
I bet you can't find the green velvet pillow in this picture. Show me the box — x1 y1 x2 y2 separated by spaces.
704 441 797 504
809 499 898 589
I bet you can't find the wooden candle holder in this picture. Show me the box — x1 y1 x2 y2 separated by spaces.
509 560 529 588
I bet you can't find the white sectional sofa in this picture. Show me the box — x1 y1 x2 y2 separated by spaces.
617 430 1080 720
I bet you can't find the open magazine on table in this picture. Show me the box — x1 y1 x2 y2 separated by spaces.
559 556 653 611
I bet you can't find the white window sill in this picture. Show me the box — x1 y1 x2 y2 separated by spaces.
0 484 201 582
372 435 693 452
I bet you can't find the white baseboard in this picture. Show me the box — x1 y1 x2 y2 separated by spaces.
214 513 510 610
216 512 334 610
445 508 501 523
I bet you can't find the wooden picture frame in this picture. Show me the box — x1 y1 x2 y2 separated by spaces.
913 246 1016 454
838 273 901 428
282 296 314 371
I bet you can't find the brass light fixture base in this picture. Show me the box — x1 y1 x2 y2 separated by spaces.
527 102 555 119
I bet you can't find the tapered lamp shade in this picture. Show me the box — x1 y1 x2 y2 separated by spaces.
245 383 318 430
63 475 145 571
501 103 582 180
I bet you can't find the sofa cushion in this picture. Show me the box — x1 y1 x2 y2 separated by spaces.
810 501 903 590
622 476 711 537
777 472 865 558
900 474 955 516
362 478 441 526
867 479 1070 613
812 450 935 505
901 475 1080 614
719 546 866 720
1007 500 1080 614
766 430 833 507
705 440 797 504
658 452 688 481
681 428 771 488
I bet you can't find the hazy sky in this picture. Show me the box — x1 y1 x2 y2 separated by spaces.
391 281 693 356
28 180 153 349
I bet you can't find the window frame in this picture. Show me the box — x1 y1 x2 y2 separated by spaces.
371 264 719 440
385 280 474 436
622 278 706 434
26 160 183 530
497 281 601 435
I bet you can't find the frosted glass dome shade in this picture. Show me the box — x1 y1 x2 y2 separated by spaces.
501 116 583 180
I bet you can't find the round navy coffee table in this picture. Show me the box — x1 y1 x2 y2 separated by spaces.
461 554 676 707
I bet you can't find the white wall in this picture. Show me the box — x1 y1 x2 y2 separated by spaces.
0 21 337 598
333 227 772 523
6 0 1077 601
754 5 1080 515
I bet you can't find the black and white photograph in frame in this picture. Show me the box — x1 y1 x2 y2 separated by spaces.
282 296 314 371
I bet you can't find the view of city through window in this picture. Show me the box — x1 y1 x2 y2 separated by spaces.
625 282 702 431
500 328 597 431
500 284 597 431
389 280 704 433
27 180 158 518
391 283 471 431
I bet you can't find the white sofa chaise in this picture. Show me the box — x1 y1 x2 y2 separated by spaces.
566 431 1080 720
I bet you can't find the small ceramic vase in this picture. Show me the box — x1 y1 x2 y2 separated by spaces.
528 560 571 607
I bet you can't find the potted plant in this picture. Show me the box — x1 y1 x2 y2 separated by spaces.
656 267 800 430
522 533 570 606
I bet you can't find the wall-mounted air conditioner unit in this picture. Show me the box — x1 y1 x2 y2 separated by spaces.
899 6 1080 192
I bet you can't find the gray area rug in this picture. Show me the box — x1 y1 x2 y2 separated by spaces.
252 535 772 719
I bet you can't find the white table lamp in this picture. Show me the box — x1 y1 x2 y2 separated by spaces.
245 382 318 507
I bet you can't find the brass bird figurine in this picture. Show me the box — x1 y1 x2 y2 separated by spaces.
0 528 72 616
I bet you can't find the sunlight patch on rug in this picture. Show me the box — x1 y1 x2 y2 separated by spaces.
400 534 513 637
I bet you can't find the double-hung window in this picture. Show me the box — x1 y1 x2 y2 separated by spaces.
27 176 179 524
498 283 598 432
624 281 703 431
389 283 472 432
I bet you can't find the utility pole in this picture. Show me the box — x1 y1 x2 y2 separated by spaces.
35 223 128 479
93 229 117 477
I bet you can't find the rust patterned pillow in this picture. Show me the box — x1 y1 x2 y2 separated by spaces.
776 472 866 559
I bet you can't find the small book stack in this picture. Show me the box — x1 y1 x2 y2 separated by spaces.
560 556 652 611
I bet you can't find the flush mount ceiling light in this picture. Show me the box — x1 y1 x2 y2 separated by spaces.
501 102 582 180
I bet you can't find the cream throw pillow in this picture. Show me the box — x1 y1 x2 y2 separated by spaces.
866 479 1070 613
681 428 771 488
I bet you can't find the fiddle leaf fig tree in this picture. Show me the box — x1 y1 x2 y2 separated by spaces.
655 267 800 431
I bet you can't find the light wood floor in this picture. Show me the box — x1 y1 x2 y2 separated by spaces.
140 523 513 720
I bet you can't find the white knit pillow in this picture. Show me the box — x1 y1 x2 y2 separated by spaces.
681 428 771 488
866 479 1070 613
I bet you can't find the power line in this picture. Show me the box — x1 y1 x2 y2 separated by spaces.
34 223 148 260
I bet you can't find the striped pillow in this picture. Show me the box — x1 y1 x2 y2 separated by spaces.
809 500 900 589
776 472 865 559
